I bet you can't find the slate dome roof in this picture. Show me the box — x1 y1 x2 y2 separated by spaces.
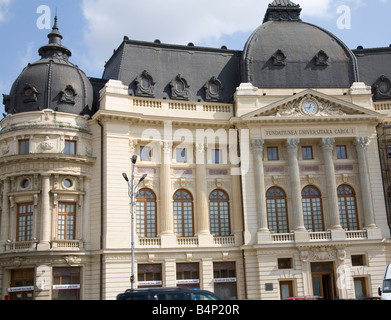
3 17 94 116
242 0 359 88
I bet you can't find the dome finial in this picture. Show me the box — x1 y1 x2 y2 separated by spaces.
38 13 72 59
263 0 302 23
48 14 63 45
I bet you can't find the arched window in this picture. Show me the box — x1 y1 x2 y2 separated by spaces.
266 187 289 233
302 186 324 232
173 189 194 237
136 189 157 238
209 189 230 236
338 185 359 230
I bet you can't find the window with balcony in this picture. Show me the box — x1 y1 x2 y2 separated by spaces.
57 203 76 240
267 187 289 234
338 185 359 230
173 189 194 237
136 189 157 238
17 203 34 242
209 189 230 236
302 186 324 232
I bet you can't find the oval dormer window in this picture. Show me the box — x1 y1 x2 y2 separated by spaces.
176 80 184 93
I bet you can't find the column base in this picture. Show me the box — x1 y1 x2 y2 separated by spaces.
294 229 309 243
160 232 176 248
37 242 51 251
257 230 272 244
331 228 346 241
197 233 214 247
366 227 383 240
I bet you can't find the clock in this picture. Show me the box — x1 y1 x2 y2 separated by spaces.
302 100 318 115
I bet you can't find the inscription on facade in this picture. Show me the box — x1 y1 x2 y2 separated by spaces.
264 127 356 138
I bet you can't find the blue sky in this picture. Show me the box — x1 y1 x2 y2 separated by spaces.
0 0 390 116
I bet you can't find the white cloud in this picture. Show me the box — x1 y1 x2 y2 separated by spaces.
79 0 356 75
0 0 11 22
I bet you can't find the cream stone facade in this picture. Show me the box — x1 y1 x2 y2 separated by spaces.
1 1 391 300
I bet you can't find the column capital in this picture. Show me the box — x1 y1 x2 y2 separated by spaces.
285 138 300 152
161 141 173 154
354 136 369 151
195 143 206 154
319 137 335 151
251 139 264 152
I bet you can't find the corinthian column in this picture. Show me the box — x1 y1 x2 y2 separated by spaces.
251 139 269 234
160 141 175 247
286 139 305 231
0 178 11 251
38 174 51 250
354 137 376 228
320 138 342 230
195 143 210 236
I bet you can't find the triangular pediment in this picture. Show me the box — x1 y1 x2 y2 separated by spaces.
241 89 380 121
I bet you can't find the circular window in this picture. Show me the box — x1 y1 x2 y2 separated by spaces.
65 89 74 97
21 179 30 189
63 179 73 188
24 89 32 97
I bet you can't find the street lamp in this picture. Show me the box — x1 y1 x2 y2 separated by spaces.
123 155 147 289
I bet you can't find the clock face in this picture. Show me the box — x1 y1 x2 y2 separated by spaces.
302 100 318 115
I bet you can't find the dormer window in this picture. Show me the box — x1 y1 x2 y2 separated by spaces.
135 70 155 98
315 50 329 66
22 84 39 103
204 76 223 102
272 50 287 66
170 74 190 100
60 85 77 104
373 75 391 101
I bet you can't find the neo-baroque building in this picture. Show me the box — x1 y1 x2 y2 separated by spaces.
1 1 391 300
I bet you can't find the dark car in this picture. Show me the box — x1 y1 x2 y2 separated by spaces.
284 296 325 300
117 287 223 300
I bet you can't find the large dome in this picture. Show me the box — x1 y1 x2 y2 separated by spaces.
3 18 94 116
242 0 359 88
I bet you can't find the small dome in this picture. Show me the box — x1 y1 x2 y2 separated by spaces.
242 0 359 88
3 17 93 116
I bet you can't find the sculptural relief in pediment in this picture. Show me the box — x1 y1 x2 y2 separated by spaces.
274 94 347 117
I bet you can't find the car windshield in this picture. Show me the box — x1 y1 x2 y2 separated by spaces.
383 280 391 293
191 292 221 300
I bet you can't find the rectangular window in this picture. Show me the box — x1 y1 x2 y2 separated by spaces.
212 149 221 164
140 146 152 161
176 263 200 289
17 204 34 242
213 262 237 300
65 140 76 155
387 146 391 159
176 148 187 163
351 255 366 266
52 267 81 300
58 203 76 240
302 146 313 160
267 147 279 161
278 258 293 270
138 264 162 288
336 145 347 159
19 140 30 155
